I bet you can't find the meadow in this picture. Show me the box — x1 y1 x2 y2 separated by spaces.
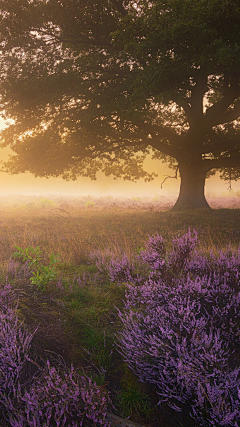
0 193 240 427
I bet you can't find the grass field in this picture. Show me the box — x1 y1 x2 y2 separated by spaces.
1 194 240 426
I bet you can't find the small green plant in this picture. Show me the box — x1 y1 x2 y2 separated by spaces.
13 246 43 269
117 364 153 419
13 246 60 291
23 198 56 210
38 198 56 209
84 201 95 208
82 327 114 372
118 384 152 418
136 246 144 255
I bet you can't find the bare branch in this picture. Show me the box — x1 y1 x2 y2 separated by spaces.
161 167 179 189
226 170 232 191
51 208 72 219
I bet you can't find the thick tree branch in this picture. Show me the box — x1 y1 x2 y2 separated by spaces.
202 134 240 155
175 74 208 127
181 100 192 123
136 122 181 146
103 130 181 159
34 29 113 49
147 136 181 159
189 74 208 120
211 100 240 125
204 75 240 127
204 156 240 170
135 121 182 158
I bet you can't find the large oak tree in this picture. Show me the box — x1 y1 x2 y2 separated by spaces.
0 0 239 209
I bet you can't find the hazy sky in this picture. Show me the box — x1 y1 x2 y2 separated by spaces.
0 117 239 198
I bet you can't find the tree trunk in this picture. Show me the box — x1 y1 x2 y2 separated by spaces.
172 161 210 211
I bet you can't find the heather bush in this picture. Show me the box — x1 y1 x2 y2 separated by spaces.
17 363 109 427
104 230 240 426
0 285 35 397
0 284 110 427
0 284 36 424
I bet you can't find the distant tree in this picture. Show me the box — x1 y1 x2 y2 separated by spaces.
0 0 240 209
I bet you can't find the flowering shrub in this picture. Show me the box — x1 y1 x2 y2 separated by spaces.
0 284 36 425
108 230 240 426
88 247 126 275
0 284 110 427
0 285 34 394
18 363 109 427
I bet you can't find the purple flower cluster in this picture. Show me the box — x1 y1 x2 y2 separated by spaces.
108 254 136 285
0 286 34 394
0 284 110 426
110 230 240 426
89 248 123 274
6 259 32 280
18 363 109 427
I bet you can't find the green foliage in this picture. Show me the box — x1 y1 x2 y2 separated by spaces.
3 206 240 426
30 261 58 291
118 385 152 418
21 198 56 211
38 198 56 209
0 0 239 207
13 246 60 291
136 246 144 255
82 327 114 374
84 201 95 208
13 245 42 270
118 365 153 419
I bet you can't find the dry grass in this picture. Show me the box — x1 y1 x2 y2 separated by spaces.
1 195 240 426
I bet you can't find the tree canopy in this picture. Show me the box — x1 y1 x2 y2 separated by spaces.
0 0 239 208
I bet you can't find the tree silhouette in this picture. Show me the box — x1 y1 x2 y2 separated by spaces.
0 0 239 209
